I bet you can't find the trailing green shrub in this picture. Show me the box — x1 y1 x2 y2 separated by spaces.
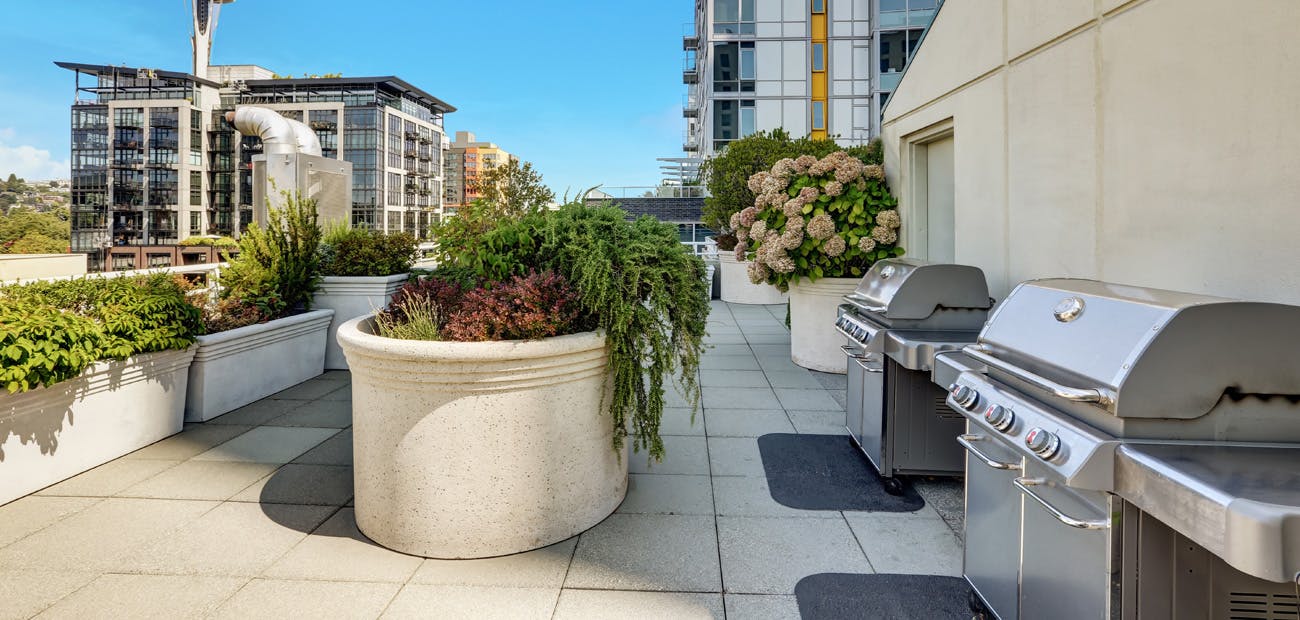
448 203 710 460
0 274 203 393
221 190 322 315
178 236 238 248
319 226 416 277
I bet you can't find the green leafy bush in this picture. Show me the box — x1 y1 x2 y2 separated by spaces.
699 129 843 246
736 151 903 291
319 226 416 277
447 203 710 460
0 274 203 393
0 302 103 393
221 190 322 317
178 236 238 248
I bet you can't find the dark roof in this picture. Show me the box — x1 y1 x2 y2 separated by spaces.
242 76 456 114
54 61 224 88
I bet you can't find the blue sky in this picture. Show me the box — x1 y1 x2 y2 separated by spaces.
0 0 690 195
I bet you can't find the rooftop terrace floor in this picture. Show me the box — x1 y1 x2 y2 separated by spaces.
0 301 965 619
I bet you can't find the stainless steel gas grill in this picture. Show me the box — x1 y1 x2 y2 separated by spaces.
835 258 992 494
947 279 1300 620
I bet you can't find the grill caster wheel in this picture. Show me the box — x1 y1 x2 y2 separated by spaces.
968 589 992 619
882 477 904 495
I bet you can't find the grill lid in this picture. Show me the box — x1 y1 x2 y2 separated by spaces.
844 258 991 319
972 279 1300 420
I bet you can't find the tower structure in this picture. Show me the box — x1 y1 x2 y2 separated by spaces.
192 0 236 79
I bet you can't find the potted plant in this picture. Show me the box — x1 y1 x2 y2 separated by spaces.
739 151 903 372
0 274 202 505
314 225 415 370
184 191 333 422
702 131 856 305
337 203 709 559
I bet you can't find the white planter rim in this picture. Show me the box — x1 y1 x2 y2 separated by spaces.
319 273 410 285
788 276 861 295
196 308 334 347
1 346 197 422
338 315 606 363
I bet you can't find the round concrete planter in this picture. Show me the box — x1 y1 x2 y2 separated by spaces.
719 251 788 305
314 273 409 370
789 277 859 373
336 317 629 559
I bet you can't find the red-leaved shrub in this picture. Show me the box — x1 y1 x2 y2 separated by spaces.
384 275 469 332
443 271 582 341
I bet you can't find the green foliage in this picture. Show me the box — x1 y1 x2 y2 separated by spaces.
699 129 842 235
0 207 69 253
221 190 322 314
178 236 238 248
319 226 416 277
741 152 903 291
448 203 710 460
374 296 443 341
845 138 884 165
0 302 103 393
0 274 203 393
432 159 555 263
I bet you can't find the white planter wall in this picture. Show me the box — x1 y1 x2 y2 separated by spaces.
185 309 333 422
314 274 408 370
338 317 628 559
719 251 789 305
0 347 196 506
789 277 859 373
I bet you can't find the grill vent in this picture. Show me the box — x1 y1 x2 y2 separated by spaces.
934 395 963 420
1226 592 1299 620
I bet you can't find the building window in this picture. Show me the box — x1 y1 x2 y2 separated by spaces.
190 212 201 234
812 101 826 130
112 254 136 271
714 0 754 34
148 254 171 268
715 100 755 144
812 43 825 72
713 42 755 93
812 0 825 13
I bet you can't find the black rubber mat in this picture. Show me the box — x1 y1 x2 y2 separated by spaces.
757 433 924 512
795 573 971 620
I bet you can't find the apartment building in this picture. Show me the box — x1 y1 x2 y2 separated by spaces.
684 0 938 157
58 62 453 270
442 131 514 218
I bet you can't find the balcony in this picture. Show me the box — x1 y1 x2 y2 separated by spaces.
113 139 143 150
0 303 963 617
683 66 699 85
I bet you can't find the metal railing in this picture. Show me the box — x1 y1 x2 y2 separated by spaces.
588 186 709 200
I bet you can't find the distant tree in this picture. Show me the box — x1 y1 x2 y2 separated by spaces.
3 173 22 192
0 207 70 250
432 159 555 263
7 232 66 254
470 159 555 216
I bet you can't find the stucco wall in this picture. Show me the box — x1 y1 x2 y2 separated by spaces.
0 254 88 282
881 0 1300 304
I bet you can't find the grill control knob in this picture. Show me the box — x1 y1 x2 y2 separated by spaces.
1025 428 1061 459
954 386 980 410
984 405 1015 432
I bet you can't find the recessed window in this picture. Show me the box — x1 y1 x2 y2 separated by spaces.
714 0 755 34
812 0 825 13
812 102 826 130
812 43 825 72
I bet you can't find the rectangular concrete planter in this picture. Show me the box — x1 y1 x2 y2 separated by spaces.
185 309 334 422
314 274 408 370
0 346 197 506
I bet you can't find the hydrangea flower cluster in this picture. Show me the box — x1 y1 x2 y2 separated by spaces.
731 151 902 291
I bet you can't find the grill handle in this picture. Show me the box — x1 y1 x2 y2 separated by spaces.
856 356 883 373
957 434 1021 471
840 344 869 361
844 295 887 314
963 346 1117 408
1013 477 1111 530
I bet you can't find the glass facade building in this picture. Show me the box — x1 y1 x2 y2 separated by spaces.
59 63 453 270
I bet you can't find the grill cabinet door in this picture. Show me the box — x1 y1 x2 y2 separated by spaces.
962 426 1023 620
